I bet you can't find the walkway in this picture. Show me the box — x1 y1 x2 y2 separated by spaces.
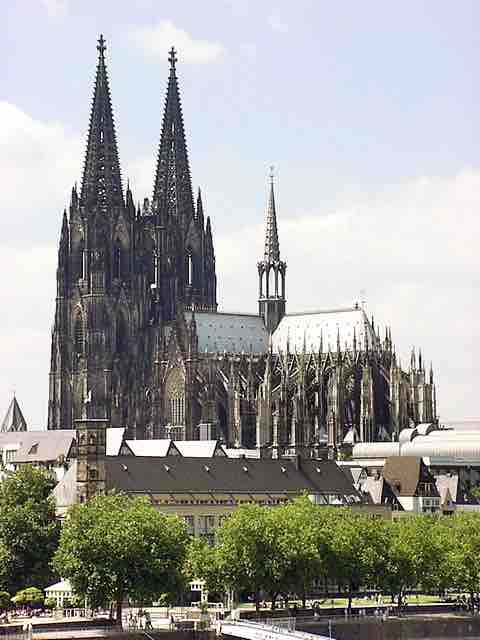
220 619 334 640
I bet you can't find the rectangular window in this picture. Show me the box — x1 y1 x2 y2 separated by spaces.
183 516 194 535
5 450 16 463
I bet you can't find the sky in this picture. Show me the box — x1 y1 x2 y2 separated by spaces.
1 0 479 427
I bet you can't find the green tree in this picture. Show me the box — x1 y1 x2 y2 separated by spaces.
12 587 44 607
379 515 438 609
0 591 11 611
325 509 389 613
212 504 283 611
186 537 226 597
44 597 57 610
53 493 189 625
0 466 59 592
208 502 322 611
273 498 326 609
445 512 480 608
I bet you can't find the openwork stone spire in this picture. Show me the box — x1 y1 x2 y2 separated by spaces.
152 47 194 225
264 167 280 261
80 35 124 211
258 168 286 333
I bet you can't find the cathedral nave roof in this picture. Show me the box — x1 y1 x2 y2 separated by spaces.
272 306 376 354
184 311 268 354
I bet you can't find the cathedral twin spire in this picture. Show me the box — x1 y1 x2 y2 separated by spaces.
80 38 197 227
152 47 195 225
80 35 124 211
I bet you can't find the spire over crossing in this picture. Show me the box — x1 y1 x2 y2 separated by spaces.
264 166 281 261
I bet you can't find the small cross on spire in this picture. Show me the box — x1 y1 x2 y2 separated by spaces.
169 46 177 69
97 34 106 56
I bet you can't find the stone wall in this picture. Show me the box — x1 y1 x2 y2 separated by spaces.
298 616 480 640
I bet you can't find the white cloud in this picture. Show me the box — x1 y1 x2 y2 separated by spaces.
0 100 478 424
0 246 56 429
268 12 288 33
130 20 225 63
0 102 82 233
40 0 66 18
216 169 480 419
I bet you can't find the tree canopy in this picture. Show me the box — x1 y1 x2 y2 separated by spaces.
0 466 59 593
53 492 189 624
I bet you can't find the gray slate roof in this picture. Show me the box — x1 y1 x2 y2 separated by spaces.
105 456 358 497
1 397 27 432
272 307 376 354
0 430 75 463
184 311 268 354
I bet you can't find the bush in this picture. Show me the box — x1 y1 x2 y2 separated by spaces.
12 587 44 607
0 591 11 610
44 597 57 610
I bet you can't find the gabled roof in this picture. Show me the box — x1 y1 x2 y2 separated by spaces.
383 456 439 498
272 307 376 354
360 475 403 510
175 440 226 457
105 457 359 498
184 311 268 354
2 430 76 464
45 579 72 593
1 396 27 432
124 439 181 457
106 427 126 456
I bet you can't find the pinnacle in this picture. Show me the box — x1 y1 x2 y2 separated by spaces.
1 395 27 432
263 173 280 262
80 35 124 211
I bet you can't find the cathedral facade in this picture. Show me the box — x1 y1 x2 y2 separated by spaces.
47 37 437 455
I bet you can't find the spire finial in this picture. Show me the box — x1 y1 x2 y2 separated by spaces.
97 34 106 57
169 46 177 70
269 165 275 184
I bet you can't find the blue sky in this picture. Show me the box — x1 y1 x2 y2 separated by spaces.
1 0 479 426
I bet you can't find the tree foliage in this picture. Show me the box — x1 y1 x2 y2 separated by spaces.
0 466 59 592
0 591 11 611
53 492 189 624
12 587 44 607
188 499 462 609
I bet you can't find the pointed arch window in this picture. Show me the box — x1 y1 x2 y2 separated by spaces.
166 368 185 426
186 249 193 287
75 238 85 281
113 239 125 281
116 313 128 353
74 313 84 355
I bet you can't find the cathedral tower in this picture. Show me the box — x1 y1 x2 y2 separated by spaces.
144 47 217 321
48 36 142 431
258 171 286 333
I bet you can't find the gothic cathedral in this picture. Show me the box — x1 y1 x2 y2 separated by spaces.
48 37 437 455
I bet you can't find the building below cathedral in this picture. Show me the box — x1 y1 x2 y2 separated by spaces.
47 36 437 457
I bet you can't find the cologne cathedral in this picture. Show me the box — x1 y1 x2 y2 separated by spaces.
47 36 437 456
